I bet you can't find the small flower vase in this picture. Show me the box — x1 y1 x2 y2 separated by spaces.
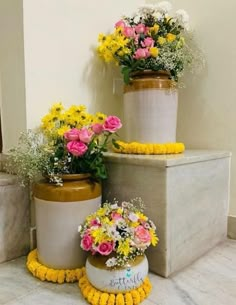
85 254 149 293
34 174 101 269
123 70 178 143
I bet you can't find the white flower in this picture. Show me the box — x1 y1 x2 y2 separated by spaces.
155 1 172 14
175 9 190 30
110 203 118 210
153 11 164 21
138 4 155 16
106 257 117 267
128 212 139 222
78 225 82 232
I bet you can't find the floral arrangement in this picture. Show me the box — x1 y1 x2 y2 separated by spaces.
97 2 202 84
6 103 122 185
79 198 158 268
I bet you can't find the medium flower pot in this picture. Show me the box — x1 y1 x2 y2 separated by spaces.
123 70 178 143
86 254 149 293
34 174 101 269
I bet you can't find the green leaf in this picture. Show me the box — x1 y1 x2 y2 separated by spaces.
112 139 120 149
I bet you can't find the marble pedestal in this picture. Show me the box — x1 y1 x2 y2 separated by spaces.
0 173 30 263
103 150 231 277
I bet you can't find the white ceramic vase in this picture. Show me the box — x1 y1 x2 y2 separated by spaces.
123 71 178 143
86 255 149 293
34 174 101 269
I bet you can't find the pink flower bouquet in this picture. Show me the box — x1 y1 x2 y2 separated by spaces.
79 198 158 268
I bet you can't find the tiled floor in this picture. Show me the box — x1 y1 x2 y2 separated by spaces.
0 239 236 305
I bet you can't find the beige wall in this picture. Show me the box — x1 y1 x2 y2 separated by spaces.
0 0 27 151
167 0 236 215
23 0 144 132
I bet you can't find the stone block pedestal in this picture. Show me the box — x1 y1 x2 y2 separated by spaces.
103 150 231 277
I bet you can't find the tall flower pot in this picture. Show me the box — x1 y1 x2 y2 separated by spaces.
123 70 178 143
34 174 101 269
86 254 149 293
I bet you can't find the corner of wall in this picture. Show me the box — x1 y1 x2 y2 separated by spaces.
228 215 236 240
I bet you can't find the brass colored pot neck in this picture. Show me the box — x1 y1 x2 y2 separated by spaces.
88 254 145 270
124 70 174 93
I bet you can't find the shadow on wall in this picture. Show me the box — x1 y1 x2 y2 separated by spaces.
81 49 125 139
177 64 208 148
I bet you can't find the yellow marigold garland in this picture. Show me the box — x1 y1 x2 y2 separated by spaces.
79 272 152 305
27 249 153 304
26 249 84 284
113 141 185 155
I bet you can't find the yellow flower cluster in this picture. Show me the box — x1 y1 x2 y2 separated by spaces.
97 29 131 64
26 249 84 283
41 103 107 139
113 141 185 155
79 273 152 305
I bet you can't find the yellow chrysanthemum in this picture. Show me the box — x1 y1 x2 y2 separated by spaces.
158 36 166 45
149 47 159 58
117 239 130 256
97 30 130 64
94 112 107 123
149 24 159 34
96 207 108 217
166 33 176 42
57 125 70 137
49 102 64 114
136 212 148 221
91 227 107 244
150 228 159 246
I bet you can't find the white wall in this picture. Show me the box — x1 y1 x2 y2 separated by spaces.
0 0 26 151
23 0 144 131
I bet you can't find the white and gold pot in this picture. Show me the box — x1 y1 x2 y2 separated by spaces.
123 70 178 143
86 254 149 293
34 174 101 269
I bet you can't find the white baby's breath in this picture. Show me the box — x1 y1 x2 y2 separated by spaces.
138 4 155 16
175 9 190 30
155 1 172 14
106 257 117 267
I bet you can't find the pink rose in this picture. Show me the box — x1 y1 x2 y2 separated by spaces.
66 141 88 156
134 48 150 60
90 219 101 227
111 212 123 221
135 23 146 34
64 128 80 141
141 37 154 48
97 242 113 256
79 127 94 144
134 226 151 243
103 116 122 133
91 123 104 135
123 26 136 38
115 20 125 28
81 234 93 251
134 34 140 45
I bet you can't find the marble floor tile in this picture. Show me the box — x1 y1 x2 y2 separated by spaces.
0 240 236 305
